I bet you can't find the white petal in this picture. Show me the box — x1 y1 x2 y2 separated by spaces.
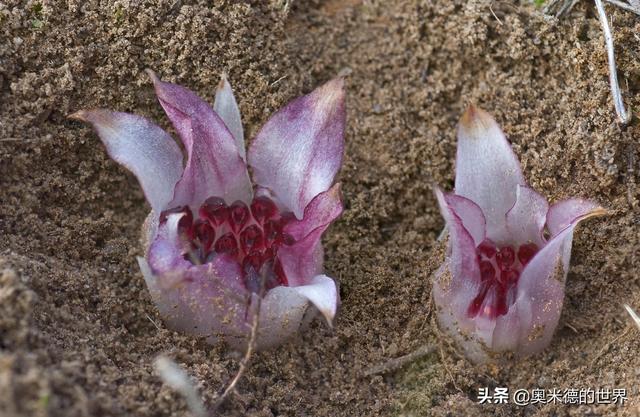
214 74 245 161
505 185 548 246
455 106 525 242
248 78 346 218
291 275 339 326
546 198 606 236
71 110 183 213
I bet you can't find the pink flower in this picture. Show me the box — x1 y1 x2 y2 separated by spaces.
72 71 345 349
434 106 605 362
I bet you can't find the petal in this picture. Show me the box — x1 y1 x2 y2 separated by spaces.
503 226 572 356
277 226 325 287
442 192 486 246
147 213 191 274
433 187 481 323
70 110 183 213
546 198 607 236
213 74 245 161
496 206 603 356
432 263 489 364
147 70 252 208
290 275 339 326
283 183 343 241
248 78 346 219
138 255 250 345
277 184 343 288
488 299 521 352
255 287 310 349
505 185 549 247
455 106 525 242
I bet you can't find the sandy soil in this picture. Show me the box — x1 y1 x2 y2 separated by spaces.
1 0 639 416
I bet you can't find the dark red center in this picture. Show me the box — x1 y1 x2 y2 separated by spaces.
467 239 539 319
159 196 296 293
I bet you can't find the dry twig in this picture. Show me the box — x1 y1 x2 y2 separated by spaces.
623 304 640 330
212 270 267 410
590 326 632 366
542 0 580 17
542 0 640 17
605 0 640 15
154 270 267 414
594 0 632 125
363 345 436 376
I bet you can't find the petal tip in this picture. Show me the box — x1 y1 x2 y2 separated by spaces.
459 104 494 136
67 109 111 127
317 77 346 107
318 301 338 328
216 73 230 91
581 205 608 221
145 68 160 84
68 110 89 122
432 184 445 201
328 182 342 200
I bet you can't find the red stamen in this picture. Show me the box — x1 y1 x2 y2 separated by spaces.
518 242 538 266
496 246 515 269
194 219 215 252
469 242 528 319
263 219 282 246
168 194 298 293
467 281 491 317
199 197 229 226
494 285 508 316
479 260 495 282
477 239 497 259
499 268 519 286
229 201 250 232
214 233 238 257
240 225 264 254
273 258 288 286
250 196 277 224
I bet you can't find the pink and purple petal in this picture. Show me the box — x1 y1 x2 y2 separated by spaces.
505 185 548 247
214 74 245 161
455 106 525 242
277 226 325 287
433 187 482 323
546 198 606 236
70 110 183 213
503 226 572 356
147 212 192 274
255 286 313 349
147 70 252 208
442 192 486 246
283 183 343 241
256 275 338 349
138 255 249 346
248 78 346 219
277 184 342 287
290 274 339 326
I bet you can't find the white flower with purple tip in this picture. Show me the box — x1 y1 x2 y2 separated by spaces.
434 106 605 362
72 71 345 349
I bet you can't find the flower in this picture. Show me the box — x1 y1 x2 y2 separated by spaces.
433 106 605 362
71 71 345 349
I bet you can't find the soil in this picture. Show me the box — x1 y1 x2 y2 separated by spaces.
1 0 640 416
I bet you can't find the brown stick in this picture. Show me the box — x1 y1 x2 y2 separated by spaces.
363 345 436 377
212 269 267 410
594 0 632 125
